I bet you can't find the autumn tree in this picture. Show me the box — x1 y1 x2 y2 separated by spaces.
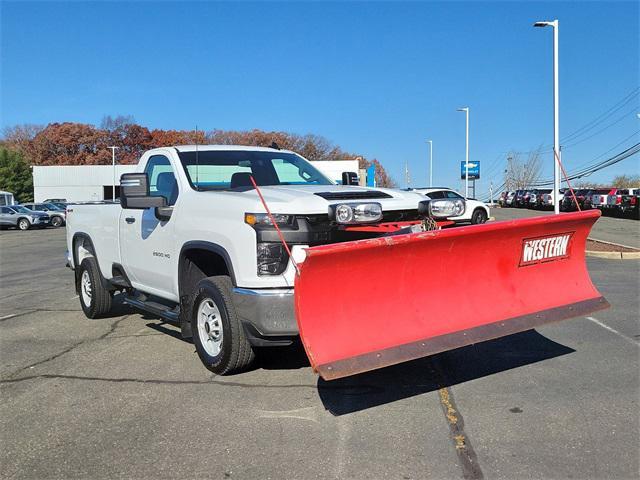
1 119 395 184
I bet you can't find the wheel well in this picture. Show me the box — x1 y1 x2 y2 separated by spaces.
73 234 95 266
179 248 231 299
473 207 487 216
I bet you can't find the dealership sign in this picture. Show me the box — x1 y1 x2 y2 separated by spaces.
460 161 480 180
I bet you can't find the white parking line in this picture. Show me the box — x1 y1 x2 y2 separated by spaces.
0 314 17 321
586 316 639 347
69 295 78 300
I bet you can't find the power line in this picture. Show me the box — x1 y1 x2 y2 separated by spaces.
500 87 640 156
478 141 640 200
560 87 639 144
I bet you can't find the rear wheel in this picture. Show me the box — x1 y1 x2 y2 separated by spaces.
51 216 63 227
191 276 255 375
78 257 113 318
471 208 488 224
18 218 30 230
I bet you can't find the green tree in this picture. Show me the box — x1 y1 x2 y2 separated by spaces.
0 147 34 202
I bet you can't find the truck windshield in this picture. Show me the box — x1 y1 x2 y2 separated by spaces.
177 150 334 190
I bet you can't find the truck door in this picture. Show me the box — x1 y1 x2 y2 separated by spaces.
119 154 179 300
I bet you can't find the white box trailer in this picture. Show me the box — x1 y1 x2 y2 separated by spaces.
0 191 16 206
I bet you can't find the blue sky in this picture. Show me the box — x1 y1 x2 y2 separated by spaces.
2 1 638 194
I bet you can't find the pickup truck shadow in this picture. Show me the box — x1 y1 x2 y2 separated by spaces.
316 330 574 416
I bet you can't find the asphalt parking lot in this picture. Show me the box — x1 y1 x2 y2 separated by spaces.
1 227 638 480
491 206 640 248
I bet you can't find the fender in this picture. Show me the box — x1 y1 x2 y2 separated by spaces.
177 241 237 337
71 232 113 291
178 241 237 290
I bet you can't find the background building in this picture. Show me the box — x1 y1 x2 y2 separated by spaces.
32 160 360 202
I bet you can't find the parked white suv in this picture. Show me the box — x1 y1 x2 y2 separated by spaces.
410 187 490 224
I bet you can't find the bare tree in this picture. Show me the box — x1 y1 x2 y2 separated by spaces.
611 174 640 188
504 147 543 190
100 115 135 132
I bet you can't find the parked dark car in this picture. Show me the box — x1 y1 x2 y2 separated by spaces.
619 193 640 219
513 190 527 207
561 189 591 212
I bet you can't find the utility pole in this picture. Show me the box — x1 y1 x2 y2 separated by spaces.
405 161 411 188
457 107 470 198
426 140 433 187
490 181 494 205
108 146 119 201
506 154 513 191
534 19 560 214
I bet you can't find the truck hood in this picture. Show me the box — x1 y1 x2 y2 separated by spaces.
201 185 427 215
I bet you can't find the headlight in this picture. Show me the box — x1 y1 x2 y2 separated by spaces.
419 199 465 218
256 243 289 275
329 202 383 224
245 213 293 227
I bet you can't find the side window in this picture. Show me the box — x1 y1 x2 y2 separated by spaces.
35 204 45 210
445 191 463 199
1 207 11 214
145 155 179 206
427 191 445 199
272 158 312 184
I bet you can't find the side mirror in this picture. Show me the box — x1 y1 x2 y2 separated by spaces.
342 171 359 186
120 173 166 210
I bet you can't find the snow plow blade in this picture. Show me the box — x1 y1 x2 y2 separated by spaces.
294 210 609 380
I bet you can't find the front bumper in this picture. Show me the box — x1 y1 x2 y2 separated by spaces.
232 287 298 341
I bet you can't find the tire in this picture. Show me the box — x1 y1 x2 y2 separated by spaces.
78 257 113 318
471 208 488 224
51 216 63 228
191 276 255 375
18 218 30 230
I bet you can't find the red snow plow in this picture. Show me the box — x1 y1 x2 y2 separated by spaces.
294 209 609 380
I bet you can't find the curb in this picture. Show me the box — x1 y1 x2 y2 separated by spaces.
586 237 640 260
586 251 640 260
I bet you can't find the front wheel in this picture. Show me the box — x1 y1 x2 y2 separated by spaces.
471 209 488 224
191 276 255 375
18 218 30 230
51 216 63 227
78 257 113 318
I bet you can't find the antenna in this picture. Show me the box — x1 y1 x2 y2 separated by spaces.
195 125 199 190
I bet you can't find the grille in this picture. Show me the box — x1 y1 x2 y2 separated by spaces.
315 191 393 200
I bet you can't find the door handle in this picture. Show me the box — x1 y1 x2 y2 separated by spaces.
125 217 135 224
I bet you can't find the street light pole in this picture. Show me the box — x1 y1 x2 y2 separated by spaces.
534 19 560 214
108 146 119 201
457 107 470 198
426 140 433 187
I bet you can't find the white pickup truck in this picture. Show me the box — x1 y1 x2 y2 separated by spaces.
66 145 465 375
